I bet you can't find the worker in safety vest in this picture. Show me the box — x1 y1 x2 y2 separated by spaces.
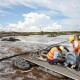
69 36 80 55
69 36 80 70
47 46 65 65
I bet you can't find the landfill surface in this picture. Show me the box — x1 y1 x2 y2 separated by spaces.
0 35 73 80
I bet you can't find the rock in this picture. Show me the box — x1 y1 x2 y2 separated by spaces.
1 37 20 41
0 36 2 38
47 34 57 37
13 58 30 70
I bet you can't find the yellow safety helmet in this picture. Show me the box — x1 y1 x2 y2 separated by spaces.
69 36 74 42
59 46 64 51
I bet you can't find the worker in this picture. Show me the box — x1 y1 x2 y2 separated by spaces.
47 46 65 65
69 35 80 54
69 35 80 70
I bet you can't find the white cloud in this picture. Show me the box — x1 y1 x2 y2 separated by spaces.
0 0 80 31
61 18 80 26
0 24 4 31
5 12 62 32
0 0 80 14
0 0 80 18
60 0 80 18
0 0 38 9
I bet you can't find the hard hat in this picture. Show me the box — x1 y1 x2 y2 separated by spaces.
69 36 74 42
59 46 64 51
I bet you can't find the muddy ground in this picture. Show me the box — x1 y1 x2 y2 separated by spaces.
0 58 66 80
0 35 72 80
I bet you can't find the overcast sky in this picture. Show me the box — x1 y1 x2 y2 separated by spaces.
0 0 80 32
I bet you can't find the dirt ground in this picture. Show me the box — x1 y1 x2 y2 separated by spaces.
0 58 67 80
12 67 65 80
0 35 71 80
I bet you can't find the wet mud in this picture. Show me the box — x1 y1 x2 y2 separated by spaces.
0 35 71 80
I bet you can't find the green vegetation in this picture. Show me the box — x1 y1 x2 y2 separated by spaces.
0 31 80 37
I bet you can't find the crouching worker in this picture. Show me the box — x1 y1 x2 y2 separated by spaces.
47 46 65 65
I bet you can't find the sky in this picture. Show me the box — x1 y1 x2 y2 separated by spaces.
0 0 80 32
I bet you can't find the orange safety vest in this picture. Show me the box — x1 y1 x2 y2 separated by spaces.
73 41 80 54
78 41 80 54
47 47 59 60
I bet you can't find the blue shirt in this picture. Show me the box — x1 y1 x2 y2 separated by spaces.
74 41 78 48
53 51 59 59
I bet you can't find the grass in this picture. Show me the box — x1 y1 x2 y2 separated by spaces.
0 31 80 37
